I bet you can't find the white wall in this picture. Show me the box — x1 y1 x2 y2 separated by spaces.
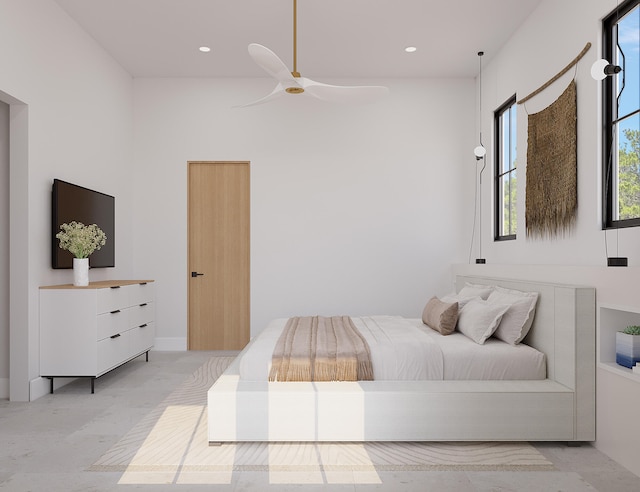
469 0 640 477
0 101 8 399
2 0 638 479
132 78 475 342
474 0 640 266
0 0 134 400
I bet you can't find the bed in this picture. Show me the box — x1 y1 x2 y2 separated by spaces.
208 275 595 443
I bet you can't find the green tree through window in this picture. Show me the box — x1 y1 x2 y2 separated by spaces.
618 129 640 220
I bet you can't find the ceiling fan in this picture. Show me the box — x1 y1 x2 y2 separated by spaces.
237 0 389 107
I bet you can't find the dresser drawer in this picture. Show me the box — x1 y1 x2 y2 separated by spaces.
97 285 130 314
97 330 130 375
129 282 155 306
129 321 155 356
128 302 154 328
97 309 129 341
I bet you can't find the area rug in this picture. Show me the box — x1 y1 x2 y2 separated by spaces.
88 356 554 485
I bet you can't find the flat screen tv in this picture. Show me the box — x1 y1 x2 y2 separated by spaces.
52 179 115 269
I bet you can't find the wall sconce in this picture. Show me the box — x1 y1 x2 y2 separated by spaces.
590 58 622 80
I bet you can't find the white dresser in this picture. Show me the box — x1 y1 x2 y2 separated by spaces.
39 280 155 393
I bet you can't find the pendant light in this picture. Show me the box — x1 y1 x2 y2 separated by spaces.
474 51 486 264
474 52 486 160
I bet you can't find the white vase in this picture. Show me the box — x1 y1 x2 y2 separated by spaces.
73 258 89 287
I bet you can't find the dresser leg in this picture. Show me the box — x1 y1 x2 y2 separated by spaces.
146 351 149 362
49 377 54 394
91 377 95 394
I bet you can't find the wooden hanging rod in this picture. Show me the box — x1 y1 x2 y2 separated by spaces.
517 42 591 105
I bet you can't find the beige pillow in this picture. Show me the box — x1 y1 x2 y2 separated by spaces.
422 297 459 335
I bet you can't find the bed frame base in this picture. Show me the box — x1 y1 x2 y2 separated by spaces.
208 276 595 443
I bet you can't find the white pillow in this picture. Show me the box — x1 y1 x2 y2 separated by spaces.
487 286 539 345
458 282 494 300
441 293 480 311
456 298 510 344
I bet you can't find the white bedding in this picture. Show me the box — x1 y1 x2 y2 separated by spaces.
411 320 546 380
239 316 546 381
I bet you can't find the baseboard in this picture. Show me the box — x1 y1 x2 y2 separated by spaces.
153 337 187 351
29 376 76 401
0 377 8 399
29 376 52 401
30 376 51 401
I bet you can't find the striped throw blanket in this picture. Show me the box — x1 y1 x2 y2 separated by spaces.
268 316 374 382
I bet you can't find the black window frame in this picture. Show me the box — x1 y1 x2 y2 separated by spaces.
494 95 518 241
602 0 640 229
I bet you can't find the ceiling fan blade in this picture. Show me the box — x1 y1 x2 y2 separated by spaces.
243 3 389 107
301 78 389 104
233 84 287 108
248 43 298 86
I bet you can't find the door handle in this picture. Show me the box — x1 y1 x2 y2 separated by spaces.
191 271 205 277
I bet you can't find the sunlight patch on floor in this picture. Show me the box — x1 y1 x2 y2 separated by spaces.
116 404 380 485
267 442 381 484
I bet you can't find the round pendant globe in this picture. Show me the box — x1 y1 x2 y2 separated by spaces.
474 145 486 159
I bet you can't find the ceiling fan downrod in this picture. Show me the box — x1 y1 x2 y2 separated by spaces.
286 0 304 93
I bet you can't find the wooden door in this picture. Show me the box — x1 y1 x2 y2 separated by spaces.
188 161 250 350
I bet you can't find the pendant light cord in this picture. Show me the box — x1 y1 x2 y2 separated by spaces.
478 52 484 261
469 51 485 263
478 52 484 148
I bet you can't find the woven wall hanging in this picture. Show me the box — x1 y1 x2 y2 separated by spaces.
525 79 577 238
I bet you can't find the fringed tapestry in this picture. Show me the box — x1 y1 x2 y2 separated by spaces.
525 80 577 238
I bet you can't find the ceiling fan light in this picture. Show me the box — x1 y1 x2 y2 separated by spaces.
591 58 621 80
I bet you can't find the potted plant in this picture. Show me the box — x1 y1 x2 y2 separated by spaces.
616 325 640 369
56 221 107 286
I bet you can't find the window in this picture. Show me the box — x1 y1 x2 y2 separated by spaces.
494 95 517 240
602 0 640 229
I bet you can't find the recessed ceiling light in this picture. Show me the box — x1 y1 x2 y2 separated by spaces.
405 46 417 53
199 46 211 53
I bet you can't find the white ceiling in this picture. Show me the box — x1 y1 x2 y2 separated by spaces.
53 0 543 79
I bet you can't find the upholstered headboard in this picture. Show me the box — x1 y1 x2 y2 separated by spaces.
455 275 595 386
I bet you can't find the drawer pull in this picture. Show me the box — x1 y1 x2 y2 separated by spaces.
139 303 147 307
110 286 121 289
110 309 121 314
110 333 121 339
140 282 147 285
139 324 148 328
